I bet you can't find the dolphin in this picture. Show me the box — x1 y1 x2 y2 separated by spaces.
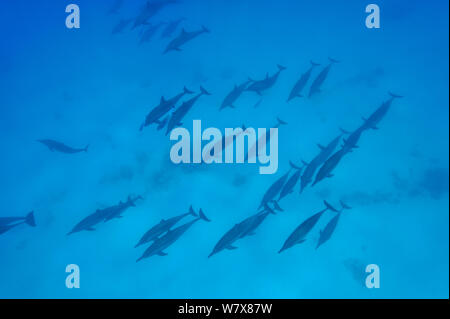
37 139 89 154
246 65 286 95
103 195 143 222
208 205 275 258
208 222 246 258
278 200 338 253
163 26 210 54
137 209 210 261
312 148 347 186
67 210 108 235
135 206 198 248
316 201 351 249
0 211 36 235
160 17 186 38
361 92 403 130
287 61 320 102
308 57 339 98
140 86 194 131
278 161 303 201
340 125 366 153
258 168 291 209
139 21 167 44
132 0 177 30
67 196 142 235
165 86 211 135
112 18 133 34
220 79 253 110
300 133 344 193
238 204 276 239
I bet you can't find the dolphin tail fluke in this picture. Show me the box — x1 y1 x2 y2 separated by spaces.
339 127 350 134
202 25 210 33
184 86 194 94
136 256 143 263
388 91 403 99
188 205 198 217
324 200 339 212
200 86 211 96
310 60 320 66
277 64 287 71
270 200 284 212
328 57 340 63
340 200 352 211
198 209 211 222
25 211 36 227
289 160 301 170
276 117 288 126
83 144 89 152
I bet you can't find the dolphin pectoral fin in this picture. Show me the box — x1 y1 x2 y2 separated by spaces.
174 48 182 51
296 239 306 245
327 174 334 178
157 251 168 256
256 91 262 96
296 93 303 98
371 126 379 130
317 143 325 150
247 232 256 236
226 245 238 250
86 227 95 231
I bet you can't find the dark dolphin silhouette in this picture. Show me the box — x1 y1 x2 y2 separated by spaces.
246 64 286 95
0 211 36 235
37 139 89 154
278 201 338 253
220 79 253 110
163 26 210 54
135 206 197 248
137 209 210 261
300 133 344 193
278 161 303 201
312 148 347 186
308 57 339 98
361 92 403 130
140 86 194 131
165 86 211 135
287 61 320 102
316 201 351 249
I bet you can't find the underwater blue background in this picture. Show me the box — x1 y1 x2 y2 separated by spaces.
0 0 448 298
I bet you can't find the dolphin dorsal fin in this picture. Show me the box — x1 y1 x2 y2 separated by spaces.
265 72 269 79
160 96 166 103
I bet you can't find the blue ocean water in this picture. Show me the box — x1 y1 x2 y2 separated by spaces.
0 0 448 299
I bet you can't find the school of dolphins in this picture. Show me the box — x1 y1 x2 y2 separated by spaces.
1 0 404 264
